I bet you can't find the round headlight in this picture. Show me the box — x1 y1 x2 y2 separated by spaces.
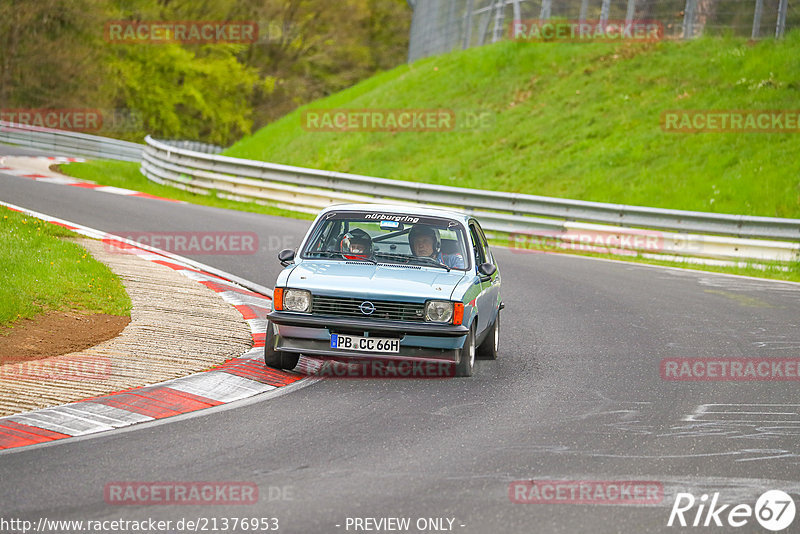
284 289 311 312
425 300 454 323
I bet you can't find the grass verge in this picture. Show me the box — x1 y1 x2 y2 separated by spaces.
0 207 131 329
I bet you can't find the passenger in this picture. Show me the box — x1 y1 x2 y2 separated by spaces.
408 224 465 269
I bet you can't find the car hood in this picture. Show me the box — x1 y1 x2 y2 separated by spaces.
286 261 467 301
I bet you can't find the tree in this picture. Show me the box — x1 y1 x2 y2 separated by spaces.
0 0 111 110
2 0 412 143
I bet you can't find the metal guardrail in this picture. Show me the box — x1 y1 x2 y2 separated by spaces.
140 135 799 264
1 121 797 264
141 135 800 244
157 139 224 155
0 120 142 162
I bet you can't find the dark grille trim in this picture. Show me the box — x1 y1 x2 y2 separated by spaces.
376 263 422 269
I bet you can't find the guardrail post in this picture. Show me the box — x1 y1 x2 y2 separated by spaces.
600 0 611 27
491 0 506 43
776 0 788 37
752 0 764 39
625 0 637 24
682 0 697 38
512 0 522 23
462 0 475 48
540 0 552 20
477 2 493 46
445 0 458 51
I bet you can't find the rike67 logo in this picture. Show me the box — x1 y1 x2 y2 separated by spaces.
668 490 796 531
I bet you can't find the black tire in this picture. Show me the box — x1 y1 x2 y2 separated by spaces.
264 322 299 370
455 325 476 377
477 311 499 360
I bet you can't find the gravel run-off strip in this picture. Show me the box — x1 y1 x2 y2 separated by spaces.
0 238 253 417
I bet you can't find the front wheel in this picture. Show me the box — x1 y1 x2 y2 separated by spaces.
455 326 476 377
477 311 499 360
264 322 299 370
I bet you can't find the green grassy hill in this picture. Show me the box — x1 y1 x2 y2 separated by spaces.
226 33 800 218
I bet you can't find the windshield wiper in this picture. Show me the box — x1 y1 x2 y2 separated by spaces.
409 256 451 271
306 250 344 258
374 252 412 264
306 250 376 264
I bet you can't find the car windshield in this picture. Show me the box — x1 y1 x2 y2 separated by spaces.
301 210 470 271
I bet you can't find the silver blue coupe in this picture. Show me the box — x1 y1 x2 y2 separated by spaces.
264 203 502 377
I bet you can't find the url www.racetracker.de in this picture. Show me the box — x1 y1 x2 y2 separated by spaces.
0 517 280 533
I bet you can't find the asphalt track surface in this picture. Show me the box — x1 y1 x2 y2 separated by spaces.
1 144 799 534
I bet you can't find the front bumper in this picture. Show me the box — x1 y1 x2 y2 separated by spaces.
267 311 467 363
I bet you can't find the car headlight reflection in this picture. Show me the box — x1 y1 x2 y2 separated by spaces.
284 289 312 312
425 300 454 323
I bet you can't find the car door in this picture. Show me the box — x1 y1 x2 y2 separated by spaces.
474 221 500 326
468 221 492 336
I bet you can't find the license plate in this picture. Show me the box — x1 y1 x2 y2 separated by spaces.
330 334 400 353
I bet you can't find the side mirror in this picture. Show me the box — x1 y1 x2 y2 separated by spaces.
478 262 496 279
278 249 295 266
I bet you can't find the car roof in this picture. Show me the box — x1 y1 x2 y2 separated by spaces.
319 203 472 224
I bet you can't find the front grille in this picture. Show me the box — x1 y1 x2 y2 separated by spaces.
312 295 425 322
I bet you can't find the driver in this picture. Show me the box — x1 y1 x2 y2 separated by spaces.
408 224 465 269
340 228 373 259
